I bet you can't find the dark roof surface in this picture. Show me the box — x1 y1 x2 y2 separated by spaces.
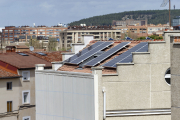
0 52 52 69
26 51 65 62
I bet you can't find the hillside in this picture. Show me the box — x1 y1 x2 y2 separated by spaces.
69 9 180 26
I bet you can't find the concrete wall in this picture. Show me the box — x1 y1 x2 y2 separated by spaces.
0 116 17 120
18 69 36 120
106 115 171 120
19 69 35 105
0 78 20 113
35 70 95 120
18 106 35 120
169 31 180 120
97 34 171 120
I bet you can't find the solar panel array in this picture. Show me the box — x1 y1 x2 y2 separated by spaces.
66 41 114 65
103 42 148 68
64 41 104 63
84 42 130 67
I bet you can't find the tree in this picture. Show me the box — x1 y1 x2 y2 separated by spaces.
25 38 42 49
128 31 138 39
47 37 57 51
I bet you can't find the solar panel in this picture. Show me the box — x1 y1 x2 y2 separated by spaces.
18 53 29 56
64 41 105 63
103 42 148 68
84 42 130 66
69 42 114 65
36 52 47 56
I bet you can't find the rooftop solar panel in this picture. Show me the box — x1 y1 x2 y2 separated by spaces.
64 41 105 63
84 42 130 66
69 42 114 65
103 42 148 68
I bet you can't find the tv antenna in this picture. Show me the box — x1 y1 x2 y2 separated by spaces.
160 0 171 27
29 46 34 51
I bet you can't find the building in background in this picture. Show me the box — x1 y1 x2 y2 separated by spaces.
1 25 67 43
35 32 171 120
112 19 148 27
172 16 180 27
113 24 169 38
59 25 121 50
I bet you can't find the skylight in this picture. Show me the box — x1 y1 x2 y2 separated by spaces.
18 53 29 56
36 52 47 56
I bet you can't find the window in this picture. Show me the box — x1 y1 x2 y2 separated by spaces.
23 116 30 120
7 101 12 112
22 71 30 81
22 90 30 104
7 82 12 90
165 68 171 85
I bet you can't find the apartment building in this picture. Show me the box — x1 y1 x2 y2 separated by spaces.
172 16 180 26
35 33 171 120
59 26 121 50
0 51 64 120
112 19 148 27
1 25 67 43
113 24 169 38
147 24 169 35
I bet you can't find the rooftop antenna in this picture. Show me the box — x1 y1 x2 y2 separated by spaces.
29 46 34 51
160 0 171 27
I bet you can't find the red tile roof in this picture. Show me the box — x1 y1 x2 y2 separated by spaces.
0 52 52 69
0 67 20 78
58 40 164 74
25 51 64 62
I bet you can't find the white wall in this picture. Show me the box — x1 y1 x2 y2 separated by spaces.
63 35 94 61
35 71 95 120
74 35 94 54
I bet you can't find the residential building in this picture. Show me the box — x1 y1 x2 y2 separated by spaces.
59 26 121 50
113 24 169 38
1 25 67 43
147 24 169 35
0 51 65 120
169 31 180 120
112 19 148 27
35 35 171 120
172 16 180 26
0 68 21 120
173 25 180 30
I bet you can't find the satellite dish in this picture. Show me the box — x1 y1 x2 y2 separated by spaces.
30 46 34 51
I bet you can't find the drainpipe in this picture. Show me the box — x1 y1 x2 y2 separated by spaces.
102 87 106 120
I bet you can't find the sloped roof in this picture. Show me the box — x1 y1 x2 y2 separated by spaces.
58 39 164 74
0 52 52 69
0 67 20 78
25 51 65 62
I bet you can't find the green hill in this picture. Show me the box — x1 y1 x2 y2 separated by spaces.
69 9 180 26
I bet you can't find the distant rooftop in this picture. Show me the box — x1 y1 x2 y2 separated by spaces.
58 39 164 74
67 25 114 30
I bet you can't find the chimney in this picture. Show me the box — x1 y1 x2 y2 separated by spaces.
35 64 45 70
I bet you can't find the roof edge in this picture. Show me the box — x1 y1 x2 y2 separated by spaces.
0 76 22 79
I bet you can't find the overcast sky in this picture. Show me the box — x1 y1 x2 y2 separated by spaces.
0 0 179 27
